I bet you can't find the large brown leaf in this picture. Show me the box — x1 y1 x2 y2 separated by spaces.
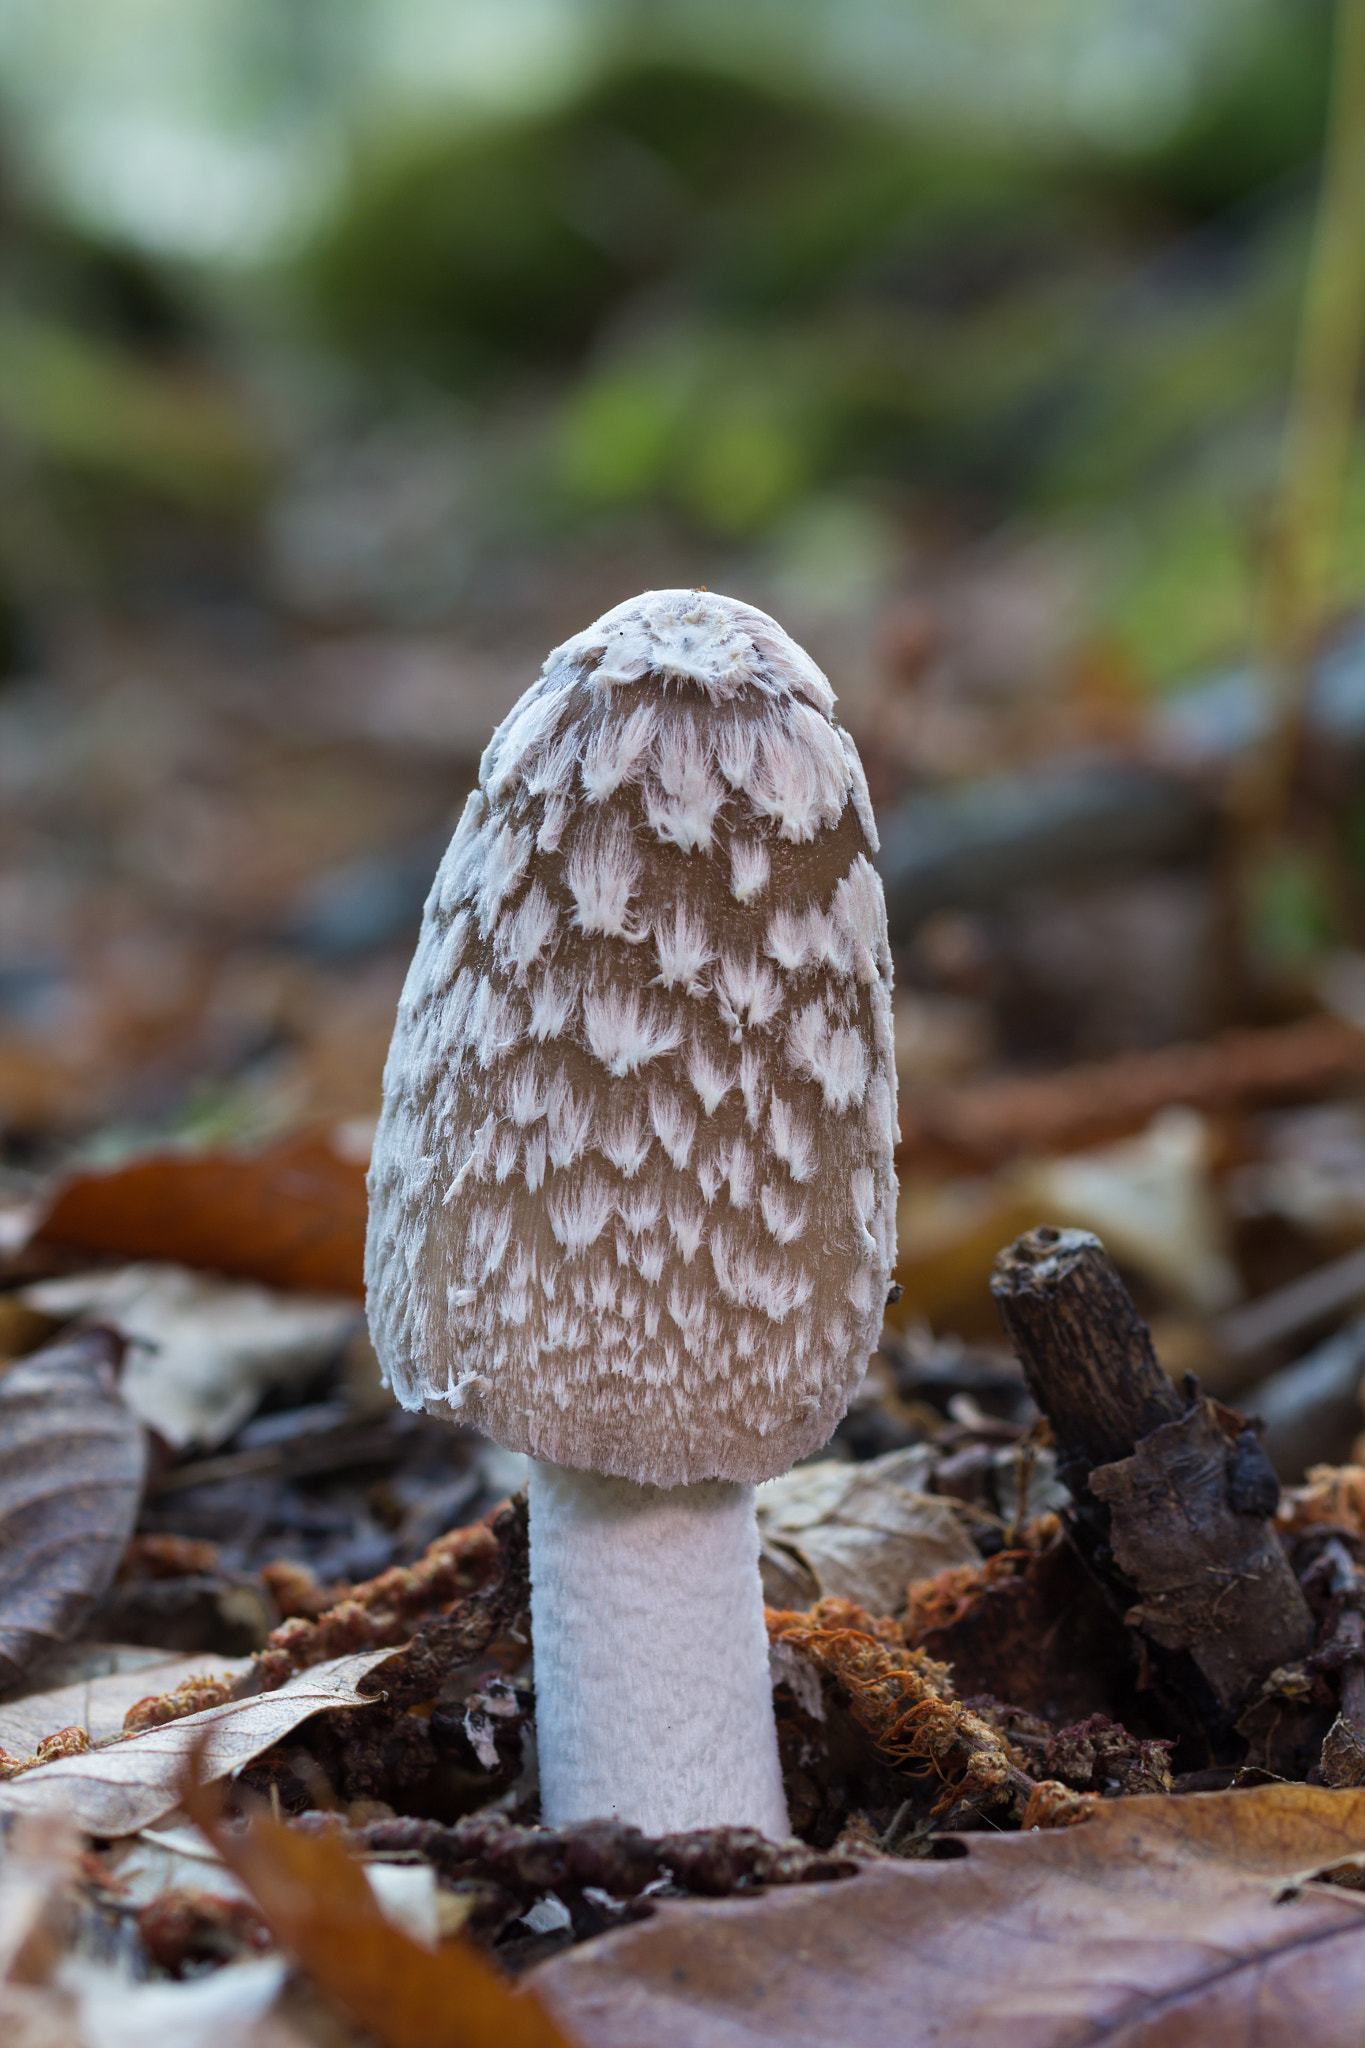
535 1785 1365 2048
0 1330 146 1695
29 1129 367 1297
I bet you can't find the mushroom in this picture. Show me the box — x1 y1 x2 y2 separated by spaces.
366 589 898 1837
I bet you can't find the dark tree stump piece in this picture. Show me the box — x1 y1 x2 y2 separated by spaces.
992 1226 1313 1718
991 1227 1182 1486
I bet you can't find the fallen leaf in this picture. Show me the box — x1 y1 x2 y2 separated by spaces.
0 1647 397 1836
23 1266 359 1450
756 1448 977 1614
0 1332 146 1695
188 1775 575 2048
28 1130 367 1299
534 1783 1365 2048
0 1652 253 1756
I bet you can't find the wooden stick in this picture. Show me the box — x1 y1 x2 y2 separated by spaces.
990 1227 1183 1483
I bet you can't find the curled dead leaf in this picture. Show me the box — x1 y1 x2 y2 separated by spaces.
0 1329 146 1695
0 1646 398 1836
185 1758 575 2048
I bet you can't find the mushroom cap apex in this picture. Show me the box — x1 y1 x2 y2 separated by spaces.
546 587 835 716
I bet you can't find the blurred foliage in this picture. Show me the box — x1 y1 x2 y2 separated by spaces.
0 2 1355 689
291 34 1334 673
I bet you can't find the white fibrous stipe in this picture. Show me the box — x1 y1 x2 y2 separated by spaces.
546 1173 614 1254
483 681 574 800
537 796 570 853
434 790 487 914
599 1107 651 1178
473 823 533 936
760 1181 806 1245
724 1139 753 1209
788 1001 869 1113
547 1070 594 1169
717 953 784 1037
764 904 828 973
748 707 849 842
729 837 770 903
739 1045 767 1128
648 1087 696 1168
494 883 559 980
583 986 683 1077
493 1130 520 1182
506 1057 547 1127
709 1230 813 1321
528 970 576 1042
568 815 642 939
829 856 886 985
687 1042 734 1116
715 718 757 792
666 1198 705 1263
636 1236 666 1283
469 1203 513 1280
769 1094 816 1182
667 1282 708 1351
647 719 724 852
839 727 879 853
851 1166 878 1253
581 702 658 802
474 988 524 1068
651 903 713 995
618 1186 662 1237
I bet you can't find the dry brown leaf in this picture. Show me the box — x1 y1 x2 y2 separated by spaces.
0 1652 253 1757
0 1647 396 1836
757 1449 977 1614
188 1772 575 2048
535 1784 1365 2048
29 1131 367 1298
0 1332 146 1695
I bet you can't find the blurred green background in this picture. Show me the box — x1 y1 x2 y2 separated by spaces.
0 0 1350 689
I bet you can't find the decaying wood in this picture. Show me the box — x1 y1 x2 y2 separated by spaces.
992 1228 1314 1716
1087 1406 1313 1712
990 1228 1184 1485
900 1012 1365 1167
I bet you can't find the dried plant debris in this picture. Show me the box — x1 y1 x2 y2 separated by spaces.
756 1446 979 1614
22 1264 359 1451
0 1646 399 1834
0 1329 146 1695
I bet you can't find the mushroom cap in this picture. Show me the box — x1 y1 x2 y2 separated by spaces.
365 589 898 1486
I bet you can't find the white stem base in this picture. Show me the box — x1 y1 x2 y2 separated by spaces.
527 1461 791 1839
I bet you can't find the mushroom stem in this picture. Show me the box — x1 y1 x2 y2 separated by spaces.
528 1460 791 1838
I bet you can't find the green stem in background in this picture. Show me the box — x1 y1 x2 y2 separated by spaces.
1235 0 1365 867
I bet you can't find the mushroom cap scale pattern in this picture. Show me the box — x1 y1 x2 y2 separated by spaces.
365 589 898 1486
